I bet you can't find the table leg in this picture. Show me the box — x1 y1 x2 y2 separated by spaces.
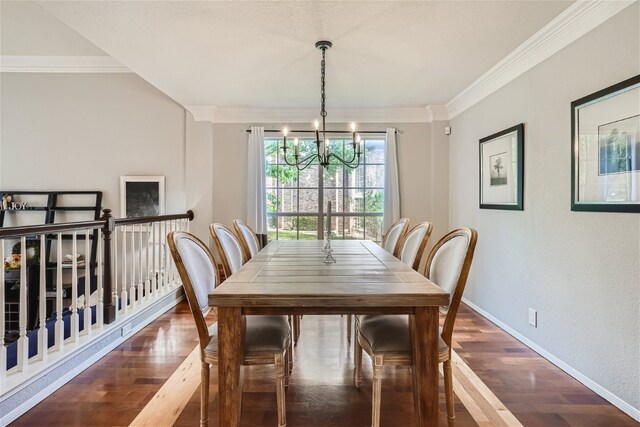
411 306 439 426
218 307 243 427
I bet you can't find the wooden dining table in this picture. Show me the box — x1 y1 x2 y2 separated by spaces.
208 239 449 426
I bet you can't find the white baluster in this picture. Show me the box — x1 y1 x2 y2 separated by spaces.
83 230 92 337
70 231 79 343
138 224 144 304
97 229 104 328
169 220 176 286
186 217 190 233
130 224 136 305
0 239 6 386
165 220 171 287
17 237 28 371
121 228 128 314
162 220 173 291
152 221 158 296
160 221 166 293
55 234 64 352
144 224 150 302
38 235 48 363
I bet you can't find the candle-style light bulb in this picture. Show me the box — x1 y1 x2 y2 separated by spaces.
314 119 321 146
283 127 288 149
351 122 357 150
294 137 299 157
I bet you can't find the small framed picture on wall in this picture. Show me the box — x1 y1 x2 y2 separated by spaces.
120 176 165 218
479 123 524 210
571 75 640 213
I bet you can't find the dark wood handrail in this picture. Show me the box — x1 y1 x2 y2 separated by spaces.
0 220 105 239
0 210 195 238
114 210 194 226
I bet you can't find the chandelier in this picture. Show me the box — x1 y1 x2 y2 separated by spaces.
282 40 362 171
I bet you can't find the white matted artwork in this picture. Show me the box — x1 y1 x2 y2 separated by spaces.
571 74 640 212
120 176 165 218
479 124 524 210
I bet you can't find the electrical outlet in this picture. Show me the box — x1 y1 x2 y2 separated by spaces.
445 126 451 135
121 323 132 337
528 308 537 327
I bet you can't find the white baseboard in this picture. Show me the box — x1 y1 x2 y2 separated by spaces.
0 291 184 426
461 297 640 422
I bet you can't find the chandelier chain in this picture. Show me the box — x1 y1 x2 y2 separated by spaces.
320 47 327 118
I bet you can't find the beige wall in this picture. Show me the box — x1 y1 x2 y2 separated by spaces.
449 5 639 414
185 115 214 241
211 122 450 244
1 73 187 216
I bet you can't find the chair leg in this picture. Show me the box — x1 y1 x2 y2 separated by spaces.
443 359 455 425
347 314 352 342
200 362 210 427
274 353 287 427
287 316 294 375
287 339 294 376
371 355 384 427
293 315 301 344
354 334 363 388
284 348 290 389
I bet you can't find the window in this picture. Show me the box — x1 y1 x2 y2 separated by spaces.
266 135 385 242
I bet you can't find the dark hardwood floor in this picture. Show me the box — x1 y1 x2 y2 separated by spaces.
10 302 638 427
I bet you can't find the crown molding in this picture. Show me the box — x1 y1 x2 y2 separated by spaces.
446 0 636 119
425 105 449 122
188 107 434 124
0 55 130 73
185 105 219 122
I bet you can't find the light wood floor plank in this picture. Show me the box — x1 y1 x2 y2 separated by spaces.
449 350 523 426
129 345 201 427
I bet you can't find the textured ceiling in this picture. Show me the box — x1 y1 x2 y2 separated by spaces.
30 1 572 109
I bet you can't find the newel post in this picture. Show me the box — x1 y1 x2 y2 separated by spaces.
101 209 116 324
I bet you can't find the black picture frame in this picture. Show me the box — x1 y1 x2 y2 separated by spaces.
479 123 524 210
571 75 640 213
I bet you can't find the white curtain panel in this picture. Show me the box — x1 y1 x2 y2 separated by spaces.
383 127 400 232
247 126 267 235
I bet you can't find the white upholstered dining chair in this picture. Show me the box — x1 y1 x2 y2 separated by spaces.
347 218 418 342
211 222 296 373
232 217 303 345
397 221 433 271
210 223 246 277
354 228 478 427
233 219 261 261
167 231 291 427
380 218 410 257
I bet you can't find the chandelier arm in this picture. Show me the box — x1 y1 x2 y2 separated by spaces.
283 153 318 167
296 155 319 171
281 150 299 167
342 149 358 164
331 147 359 165
327 152 361 169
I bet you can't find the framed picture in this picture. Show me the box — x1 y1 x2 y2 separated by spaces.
479 123 524 210
571 75 640 212
120 176 165 218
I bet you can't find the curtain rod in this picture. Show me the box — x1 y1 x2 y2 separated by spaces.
245 129 397 134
